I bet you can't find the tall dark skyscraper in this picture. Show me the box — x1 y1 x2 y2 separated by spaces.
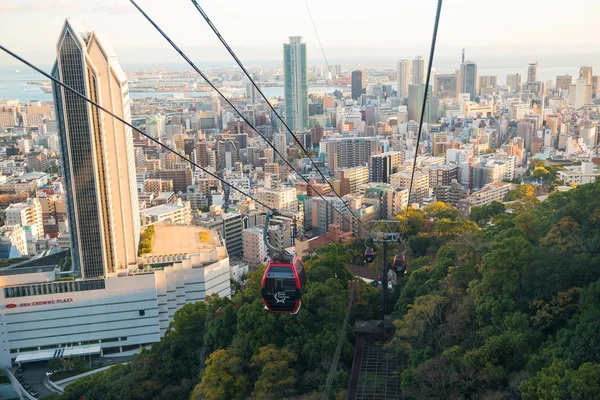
460 61 478 101
52 19 140 279
351 70 366 100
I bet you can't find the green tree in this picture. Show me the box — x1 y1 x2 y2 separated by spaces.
250 345 298 400
191 349 250 400
521 360 600 400
48 357 62 373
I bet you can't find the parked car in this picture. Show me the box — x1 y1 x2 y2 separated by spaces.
29 390 39 398
16 376 24 383
45 371 54 377
16 366 23 373
22 383 30 389
92 361 104 367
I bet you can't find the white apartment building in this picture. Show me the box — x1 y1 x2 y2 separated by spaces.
390 170 430 205
5 198 43 237
242 227 267 266
0 225 28 258
140 202 192 226
558 162 600 185
256 187 298 212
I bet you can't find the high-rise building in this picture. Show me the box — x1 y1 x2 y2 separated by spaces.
527 62 539 83
325 137 379 174
435 73 458 98
568 78 592 109
408 84 431 122
5 198 43 238
478 75 498 95
506 73 522 93
273 132 287 162
460 61 478 101
556 75 573 91
396 60 411 98
412 56 426 85
351 70 366 100
579 66 593 85
370 151 403 183
428 164 458 188
390 170 429 205
283 36 308 134
52 19 140 278
335 165 369 196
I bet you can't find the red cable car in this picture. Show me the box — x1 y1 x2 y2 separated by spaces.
261 256 306 314
364 248 375 264
392 254 407 275
260 212 306 314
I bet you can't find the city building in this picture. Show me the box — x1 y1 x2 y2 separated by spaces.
579 66 593 85
408 84 431 123
38 194 68 238
558 162 600 185
0 225 28 258
433 180 468 207
144 178 173 195
0 225 230 368
370 151 403 183
396 60 410 98
390 170 429 205
198 212 244 256
351 70 367 100
412 56 426 85
5 198 43 237
460 61 478 101
362 183 409 219
506 73 522 92
150 169 193 193
242 227 267 267
527 61 538 83
435 73 458 99
568 78 592 109
556 75 573 91
326 137 379 174
256 187 298 212
140 201 192 226
283 36 308 133
428 164 459 188
334 166 369 196
52 19 140 278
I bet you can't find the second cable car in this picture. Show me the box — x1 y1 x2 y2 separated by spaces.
364 248 375 264
260 212 306 314
392 254 407 275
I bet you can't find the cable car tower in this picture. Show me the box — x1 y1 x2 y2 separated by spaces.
368 221 405 317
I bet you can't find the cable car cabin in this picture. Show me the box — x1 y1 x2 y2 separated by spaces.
364 248 375 264
392 255 407 275
261 257 306 314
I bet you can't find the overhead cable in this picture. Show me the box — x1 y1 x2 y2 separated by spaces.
188 0 368 233
404 0 444 225
130 0 352 224
0 45 277 213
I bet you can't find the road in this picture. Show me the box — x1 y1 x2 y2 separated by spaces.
13 353 135 398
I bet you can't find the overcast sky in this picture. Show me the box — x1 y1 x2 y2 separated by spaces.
1 0 600 68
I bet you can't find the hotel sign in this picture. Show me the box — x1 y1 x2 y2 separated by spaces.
5 298 74 309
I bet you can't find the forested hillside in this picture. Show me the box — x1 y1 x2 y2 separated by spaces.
54 182 600 399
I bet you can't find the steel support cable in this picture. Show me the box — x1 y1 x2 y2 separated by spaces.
188 0 369 234
321 285 355 400
403 0 444 233
130 0 350 225
303 0 332 77
0 45 278 213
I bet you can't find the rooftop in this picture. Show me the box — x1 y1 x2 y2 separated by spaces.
151 224 225 259
140 203 184 217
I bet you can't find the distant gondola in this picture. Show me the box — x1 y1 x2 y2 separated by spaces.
364 248 375 264
392 254 407 275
